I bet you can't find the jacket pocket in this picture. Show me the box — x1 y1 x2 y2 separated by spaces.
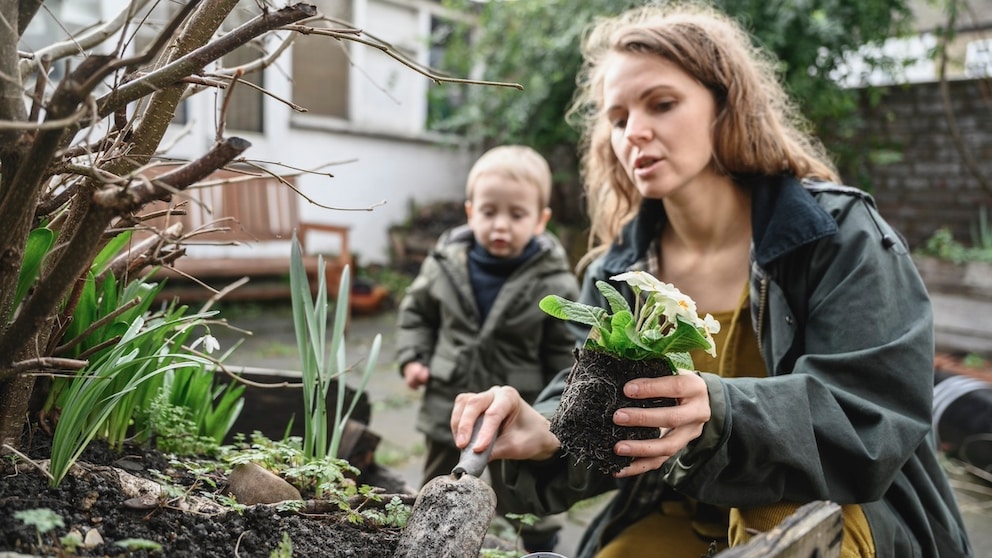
428 352 463 385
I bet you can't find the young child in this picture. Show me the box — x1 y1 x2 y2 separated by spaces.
395 145 579 552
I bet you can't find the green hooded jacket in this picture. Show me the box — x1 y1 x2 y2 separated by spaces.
495 176 973 558
395 225 580 444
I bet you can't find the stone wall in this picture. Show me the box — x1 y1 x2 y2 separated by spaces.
856 78 992 249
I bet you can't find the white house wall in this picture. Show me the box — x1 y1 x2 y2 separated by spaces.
156 0 477 265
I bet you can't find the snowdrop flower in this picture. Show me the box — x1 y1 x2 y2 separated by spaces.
190 334 220 354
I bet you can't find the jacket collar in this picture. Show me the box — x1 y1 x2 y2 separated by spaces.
601 174 838 273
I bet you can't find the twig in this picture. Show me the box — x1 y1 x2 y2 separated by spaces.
181 346 305 389
7 357 89 374
27 55 51 122
216 68 244 141
234 530 248 558
281 23 523 90
212 25 297 77
239 159 386 212
200 276 251 313
200 71 308 112
17 0 157 77
92 137 253 210
96 3 318 119
0 102 93 131
36 178 83 217
1 444 55 483
53 298 142 357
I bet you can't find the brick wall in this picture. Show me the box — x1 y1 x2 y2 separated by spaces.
855 78 992 249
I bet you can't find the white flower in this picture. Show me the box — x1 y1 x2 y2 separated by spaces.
607 271 718 359
657 289 699 327
701 313 720 357
190 334 220 354
611 271 668 293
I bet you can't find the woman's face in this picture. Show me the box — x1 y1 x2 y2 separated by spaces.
604 51 719 200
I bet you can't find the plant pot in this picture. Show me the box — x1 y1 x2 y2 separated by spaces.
549 348 676 475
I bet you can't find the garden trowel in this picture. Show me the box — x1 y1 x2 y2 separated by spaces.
393 416 496 557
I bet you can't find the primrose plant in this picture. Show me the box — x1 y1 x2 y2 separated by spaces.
539 271 719 371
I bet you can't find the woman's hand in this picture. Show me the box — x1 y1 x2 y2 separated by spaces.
612 371 711 478
451 386 561 462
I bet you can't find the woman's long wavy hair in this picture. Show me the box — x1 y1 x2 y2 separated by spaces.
569 2 839 268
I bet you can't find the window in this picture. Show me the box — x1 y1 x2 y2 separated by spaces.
965 39 992 78
221 1 265 132
291 0 353 119
426 14 469 131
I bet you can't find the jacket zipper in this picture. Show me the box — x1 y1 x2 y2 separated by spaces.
755 276 769 360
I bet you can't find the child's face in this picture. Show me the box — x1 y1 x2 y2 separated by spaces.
465 174 550 259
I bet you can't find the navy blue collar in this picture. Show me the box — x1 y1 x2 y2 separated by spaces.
600 175 837 273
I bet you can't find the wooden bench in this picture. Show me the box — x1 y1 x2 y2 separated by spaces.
155 222 352 304
715 501 842 558
137 168 352 305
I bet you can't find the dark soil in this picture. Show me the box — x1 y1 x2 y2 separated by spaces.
550 348 676 475
0 429 402 558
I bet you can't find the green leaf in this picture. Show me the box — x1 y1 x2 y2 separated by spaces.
13 227 56 312
595 280 631 315
114 538 163 551
665 352 695 372
14 508 64 533
91 231 133 277
606 310 635 352
539 295 608 329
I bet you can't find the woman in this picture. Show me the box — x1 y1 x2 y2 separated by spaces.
450 3 973 558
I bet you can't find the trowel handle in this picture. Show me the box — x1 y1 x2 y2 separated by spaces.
452 414 494 477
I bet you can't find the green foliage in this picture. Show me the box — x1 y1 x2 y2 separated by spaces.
217 432 414 526
145 391 225 456
39 227 246 483
917 208 992 264
15 508 64 539
431 0 639 150
540 271 717 368
962 353 988 369
47 312 217 485
113 538 163 551
15 508 67 551
269 532 293 558
59 531 84 553
289 235 381 465
433 0 915 187
12 227 56 318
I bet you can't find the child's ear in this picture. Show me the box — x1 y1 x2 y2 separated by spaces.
535 207 552 234
464 200 473 220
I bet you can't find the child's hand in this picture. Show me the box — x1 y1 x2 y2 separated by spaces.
402 361 430 389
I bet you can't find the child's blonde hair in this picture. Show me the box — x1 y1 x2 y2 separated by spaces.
466 145 553 208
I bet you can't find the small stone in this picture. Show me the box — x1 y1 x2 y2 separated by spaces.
83 528 104 548
226 462 301 505
122 495 159 510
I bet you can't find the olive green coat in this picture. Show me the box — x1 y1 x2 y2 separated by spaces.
395 225 580 444
496 177 972 558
